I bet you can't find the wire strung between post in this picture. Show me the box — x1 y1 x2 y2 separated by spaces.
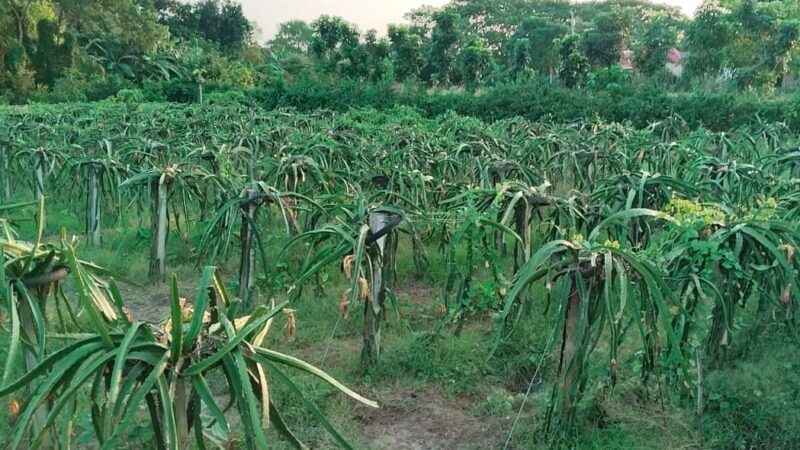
319 312 342 368
502 308 561 450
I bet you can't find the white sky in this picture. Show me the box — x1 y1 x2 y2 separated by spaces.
237 0 704 41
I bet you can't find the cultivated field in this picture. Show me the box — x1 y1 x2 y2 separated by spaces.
2 103 799 448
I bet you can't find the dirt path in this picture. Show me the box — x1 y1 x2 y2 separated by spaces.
117 280 200 322
357 386 506 450
116 276 509 450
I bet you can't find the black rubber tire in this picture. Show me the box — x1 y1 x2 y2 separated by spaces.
365 214 403 245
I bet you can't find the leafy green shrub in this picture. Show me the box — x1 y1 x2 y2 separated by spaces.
33 77 799 132
160 79 199 103
243 75 800 131
36 70 90 103
249 85 283 109
140 81 168 102
85 75 133 102
206 90 246 105
114 88 145 103
586 65 632 92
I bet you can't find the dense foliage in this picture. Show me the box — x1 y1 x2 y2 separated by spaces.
1 102 800 446
1 0 799 106
173 78 800 131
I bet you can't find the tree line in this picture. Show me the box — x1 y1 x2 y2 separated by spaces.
0 0 799 104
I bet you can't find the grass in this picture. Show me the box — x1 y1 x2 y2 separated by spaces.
701 335 800 449
0 331 13 439
2 194 799 449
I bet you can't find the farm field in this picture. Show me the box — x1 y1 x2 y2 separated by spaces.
2 103 800 449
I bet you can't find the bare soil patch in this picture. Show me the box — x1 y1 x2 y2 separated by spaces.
117 281 198 322
357 386 505 450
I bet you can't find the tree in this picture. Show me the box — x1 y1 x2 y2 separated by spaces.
308 16 389 81
506 16 568 78
444 0 681 67
55 0 170 55
267 20 313 57
729 0 800 90
509 37 532 75
309 15 360 74
388 24 423 82
684 1 732 79
557 33 589 88
581 8 633 69
685 0 800 90
209 0 253 52
29 19 74 87
459 38 492 90
422 10 462 85
159 0 253 53
404 5 439 37
5 0 36 44
747 19 800 90
363 29 391 82
0 0 37 90
634 13 679 77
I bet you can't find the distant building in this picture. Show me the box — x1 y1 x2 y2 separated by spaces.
665 48 685 77
620 50 634 70
618 47 686 76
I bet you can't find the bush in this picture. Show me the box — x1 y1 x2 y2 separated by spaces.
140 81 167 102
115 88 145 103
205 90 246 105
84 75 133 102
39 70 90 103
586 65 632 93
7 67 800 131
160 79 199 103
241 75 800 131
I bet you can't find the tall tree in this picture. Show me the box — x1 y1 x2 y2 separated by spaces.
684 1 732 78
56 0 169 55
506 16 568 78
159 0 253 53
309 15 360 75
267 20 313 57
388 24 423 82
686 0 800 90
404 5 439 37
459 37 492 90
29 18 74 87
363 29 391 82
557 32 589 87
5 0 38 44
634 13 679 77
422 9 462 85
581 7 633 69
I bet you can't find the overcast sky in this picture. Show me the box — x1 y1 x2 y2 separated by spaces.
239 0 704 41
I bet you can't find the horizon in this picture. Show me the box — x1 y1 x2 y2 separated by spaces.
224 0 704 41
